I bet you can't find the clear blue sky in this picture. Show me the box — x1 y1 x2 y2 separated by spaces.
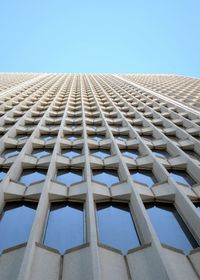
0 0 200 76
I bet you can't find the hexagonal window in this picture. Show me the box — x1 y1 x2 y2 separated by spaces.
92 169 120 187
91 149 110 159
66 135 78 142
151 149 170 159
56 169 83 187
121 149 139 160
2 148 21 159
62 149 81 158
32 149 52 159
92 135 104 142
130 170 157 188
19 169 47 186
115 135 129 142
16 134 29 141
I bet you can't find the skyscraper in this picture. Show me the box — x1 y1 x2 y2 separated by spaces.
0 73 200 280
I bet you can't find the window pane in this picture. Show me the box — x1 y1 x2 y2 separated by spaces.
92 169 119 187
32 149 52 158
0 202 37 253
2 148 21 159
97 202 140 254
92 135 104 142
56 169 83 186
0 169 8 181
44 202 84 254
130 170 157 187
62 149 81 158
66 135 78 142
40 135 55 141
146 203 198 254
91 149 110 159
121 149 139 159
169 170 196 187
151 149 170 159
19 169 46 186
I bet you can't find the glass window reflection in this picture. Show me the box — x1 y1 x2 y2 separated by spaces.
56 169 83 186
2 148 21 159
32 149 52 158
92 169 120 187
0 169 8 181
62 149 81 158
0 201 37 253
19 169 46 186
169 170 196 187
91 149 110 159
96 202 140 254
44 202 84 254
146 203 198 254
121 149 139 160
151 149 170 159
130 170 157 188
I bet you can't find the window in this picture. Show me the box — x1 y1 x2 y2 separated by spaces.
61 149 81 158
96 202 140 254
56 169 83 186
40 135 55 141
0 201 37 253
19 169 46 186
146 203 198 254
44 202 84 254
92 135 104 142
2 148 21 159
0 168 8 181
121 149 139 159
32 148 52 158
151 149 170 159
16 134 29 141
182 149 200 162
169 170 196 187
66 134 78 142
130 170 157 187
91 149 110 159
115 135 129 142
92 169 120 187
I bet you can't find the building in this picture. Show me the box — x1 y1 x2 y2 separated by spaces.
0 73 199 280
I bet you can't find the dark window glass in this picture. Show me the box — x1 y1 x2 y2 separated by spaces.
56 169 83 186
182 150 200 162
121 149 139 159
0 201 37 253
44 202 84 254
92 169 120 187
130 170 157 187
32 149 52 158
2 148 21 159
146 203 198 254
19 169 46 186
91 149 110 159
169 170 196 187
151 149 170 159
96 202 140 254
194 203 200 212
62 149 81 158
0 169 8 181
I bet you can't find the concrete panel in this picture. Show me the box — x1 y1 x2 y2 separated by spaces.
99 246 129 280
29 245 60 280
0 245 25 280
62 246 93 280
162 246 199 280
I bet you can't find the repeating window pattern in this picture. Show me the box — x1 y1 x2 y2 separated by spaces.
0 73 199 280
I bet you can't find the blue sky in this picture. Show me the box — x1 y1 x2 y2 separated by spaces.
0 0 200 76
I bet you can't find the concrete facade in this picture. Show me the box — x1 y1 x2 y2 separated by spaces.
0 73 199 280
